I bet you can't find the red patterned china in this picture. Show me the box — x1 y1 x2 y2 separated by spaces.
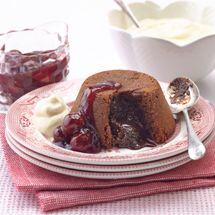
6 81 215 165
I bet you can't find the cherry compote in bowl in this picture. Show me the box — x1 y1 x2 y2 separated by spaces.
0 21 69 110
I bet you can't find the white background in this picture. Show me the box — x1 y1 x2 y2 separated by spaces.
0 0 215 214
0 0 214 102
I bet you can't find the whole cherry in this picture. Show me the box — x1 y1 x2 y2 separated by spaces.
62 112 85 137
69 127 101 153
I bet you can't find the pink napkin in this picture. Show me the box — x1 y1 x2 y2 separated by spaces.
1 113 215 212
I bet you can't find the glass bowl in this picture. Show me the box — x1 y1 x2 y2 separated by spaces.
0 21 70 110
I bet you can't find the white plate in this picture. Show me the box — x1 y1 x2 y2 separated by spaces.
5 130 190 172
7 138 192 179
6 119 215 173
6 121 215 179
6 80 215 165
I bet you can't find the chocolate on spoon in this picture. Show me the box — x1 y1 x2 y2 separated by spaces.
167 77 205 160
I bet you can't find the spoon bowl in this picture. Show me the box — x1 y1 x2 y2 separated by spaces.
167 77 205 160
167 77 200 113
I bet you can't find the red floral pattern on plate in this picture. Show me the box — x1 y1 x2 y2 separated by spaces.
5 81 215 165
5 128 215 179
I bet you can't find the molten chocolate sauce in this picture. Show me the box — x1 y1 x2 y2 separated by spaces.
109 93 157 150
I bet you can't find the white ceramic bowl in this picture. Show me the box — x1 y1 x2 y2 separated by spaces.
108 1 215 82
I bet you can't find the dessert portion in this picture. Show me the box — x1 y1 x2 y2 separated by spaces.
33 95 70 138
52 70 176 153
53 81 121 153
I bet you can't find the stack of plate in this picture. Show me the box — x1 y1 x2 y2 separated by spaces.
5 81 215 179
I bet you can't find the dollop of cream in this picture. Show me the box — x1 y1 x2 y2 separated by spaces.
127 18 215 45
33 95 70 138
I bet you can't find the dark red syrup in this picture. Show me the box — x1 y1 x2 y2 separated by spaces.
0 49 69 105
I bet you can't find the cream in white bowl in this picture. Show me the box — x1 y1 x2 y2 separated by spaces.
108 1 215 81
127 18 215 46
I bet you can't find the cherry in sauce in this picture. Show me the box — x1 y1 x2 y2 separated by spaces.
0 49 69 105
53 81 121 153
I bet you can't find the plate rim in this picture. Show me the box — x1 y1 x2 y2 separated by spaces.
6 126 215 179
5 80 215 165
6 129 192 172
6 137 192 179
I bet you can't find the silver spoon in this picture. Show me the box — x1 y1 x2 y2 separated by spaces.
167 77 206 160
114 0 140 28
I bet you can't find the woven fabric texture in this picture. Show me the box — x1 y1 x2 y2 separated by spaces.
1 114 215 213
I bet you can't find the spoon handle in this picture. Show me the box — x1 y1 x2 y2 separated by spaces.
114 0 140 28
182 109 206 160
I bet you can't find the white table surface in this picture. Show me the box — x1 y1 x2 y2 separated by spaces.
0 0 215 214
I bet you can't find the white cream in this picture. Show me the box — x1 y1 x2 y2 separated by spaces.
33 95 70 138
127 18 215 45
